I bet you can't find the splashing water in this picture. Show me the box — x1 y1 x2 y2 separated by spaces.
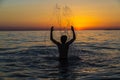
48 4 80 57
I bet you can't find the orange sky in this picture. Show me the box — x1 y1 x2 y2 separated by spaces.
0 0 120 30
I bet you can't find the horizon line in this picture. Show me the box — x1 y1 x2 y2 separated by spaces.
0 26 120 31
0 29 120 31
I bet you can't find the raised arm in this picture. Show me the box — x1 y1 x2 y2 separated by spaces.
67 26 76 45
50 26 60 45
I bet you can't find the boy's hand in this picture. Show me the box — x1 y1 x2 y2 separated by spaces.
71 26 74 31
51 26 54 31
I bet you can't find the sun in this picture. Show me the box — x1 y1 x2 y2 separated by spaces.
72 15 101 30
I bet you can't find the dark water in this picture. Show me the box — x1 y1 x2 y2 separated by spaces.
0 30 120 80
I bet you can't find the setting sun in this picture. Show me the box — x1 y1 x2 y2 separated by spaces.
73 15 100 30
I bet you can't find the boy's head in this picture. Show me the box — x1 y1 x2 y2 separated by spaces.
61 35 67 44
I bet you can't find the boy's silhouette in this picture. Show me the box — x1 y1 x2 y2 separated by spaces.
50 26 76 62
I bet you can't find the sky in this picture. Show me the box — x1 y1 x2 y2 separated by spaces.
0 0 120 30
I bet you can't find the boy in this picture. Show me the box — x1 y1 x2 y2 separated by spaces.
50 26 76 62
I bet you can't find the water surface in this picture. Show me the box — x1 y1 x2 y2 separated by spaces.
0 30 120 80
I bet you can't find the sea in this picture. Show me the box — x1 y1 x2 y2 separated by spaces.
0 30 120 80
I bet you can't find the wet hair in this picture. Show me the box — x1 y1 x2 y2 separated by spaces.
61 35 67 44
